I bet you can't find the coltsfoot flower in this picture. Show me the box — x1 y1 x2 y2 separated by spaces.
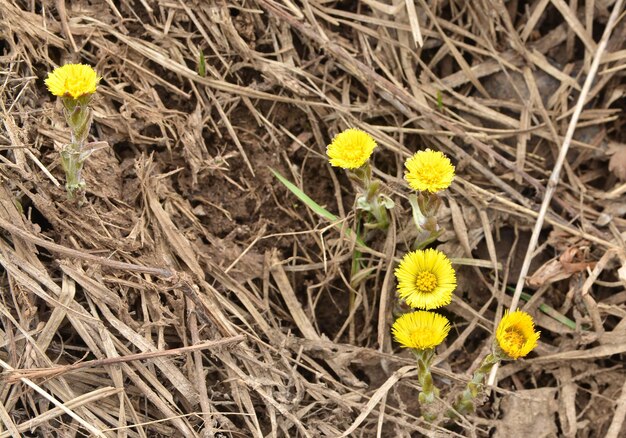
392 310 450 350
405 149 455 193
395 248 456 309
327 128 377 169
495 310 540 359
46 63 101 199
45 64 100 99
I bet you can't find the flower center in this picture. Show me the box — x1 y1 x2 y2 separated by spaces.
344 144 365 160
417 165 443 184
66 78 87 94
409 330 434 349
503 327 525 350
415 271 438 294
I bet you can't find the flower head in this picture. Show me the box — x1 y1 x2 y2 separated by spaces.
392 311 450 350
395 248 456 309
45 64 100 99
326 128 377 169
404 149 455 192
495 310 540 359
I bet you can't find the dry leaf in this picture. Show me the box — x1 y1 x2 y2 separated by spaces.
608 141 626 181
528 247 595 287
495 388 558 438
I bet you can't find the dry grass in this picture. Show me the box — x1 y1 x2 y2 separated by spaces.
1 0 625 437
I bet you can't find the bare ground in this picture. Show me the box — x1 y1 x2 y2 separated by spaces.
1 0 626 437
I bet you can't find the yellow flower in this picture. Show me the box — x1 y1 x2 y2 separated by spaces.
395 248 456 309
495 310 540 359
392 311 450 350
326 128 377 169
45 64 100 99
404 149 455 192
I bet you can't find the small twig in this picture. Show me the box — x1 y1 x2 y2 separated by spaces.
3 335 246 383
489 0 625 388
404 0 423 47
0 357 105 437
55 0 78 53
508 0 624 313
606 373 626 438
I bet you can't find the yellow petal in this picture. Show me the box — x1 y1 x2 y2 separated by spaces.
326 128 377 169
45 64 100 99
404 149 455 193
495 310 540 359
392 311 450 350
395 248 456 309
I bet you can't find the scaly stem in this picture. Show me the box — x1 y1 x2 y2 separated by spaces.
409 192 443 248
351 163 393 230
414 348 440 421
60 144 84 197
345 163 393 340
60 95 93 198
450 352 501 417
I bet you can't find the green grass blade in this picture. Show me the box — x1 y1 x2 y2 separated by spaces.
505 287 578 331
519 291 577 331
198 50 206 77
271 168 338 221
271 167 365 246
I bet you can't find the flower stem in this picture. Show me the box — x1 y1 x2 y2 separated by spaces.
60 144 85 199
414 348 440 421
60 96 93 198
348 219 363 343
408 193 443 248
351 163 393 230
450 352 500 417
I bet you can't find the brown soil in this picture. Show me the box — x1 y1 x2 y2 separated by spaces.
1 1 626 437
